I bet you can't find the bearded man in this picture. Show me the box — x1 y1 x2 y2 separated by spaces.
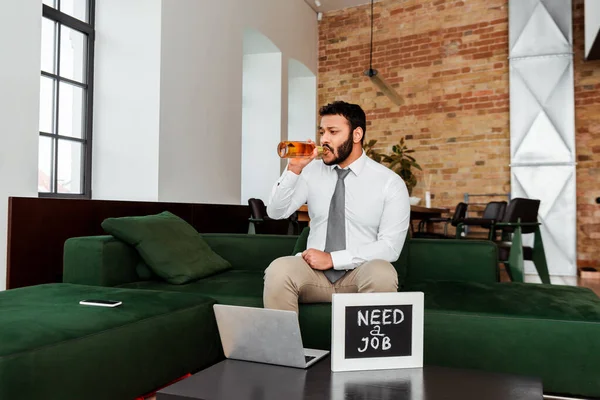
264 101 411 313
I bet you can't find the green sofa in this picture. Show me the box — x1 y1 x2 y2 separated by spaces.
62 233 600 399
0 283 222 400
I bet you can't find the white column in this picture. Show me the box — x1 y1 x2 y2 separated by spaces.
509 0 576 276
0 0 41 290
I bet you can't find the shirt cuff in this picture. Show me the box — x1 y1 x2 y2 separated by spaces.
330 250 354 270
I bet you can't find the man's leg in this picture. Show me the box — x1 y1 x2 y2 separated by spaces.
263 256 334 313
335 259 398 293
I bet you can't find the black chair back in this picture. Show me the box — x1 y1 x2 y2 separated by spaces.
451 202 468 226
501 198 540 234
248 198 267 220
482 201 507 221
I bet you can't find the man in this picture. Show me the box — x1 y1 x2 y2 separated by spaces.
264 101 410 313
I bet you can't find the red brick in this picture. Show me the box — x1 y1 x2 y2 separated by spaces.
473 51 494 59
406 4 423 12
444 93 462 100
490 18 508 25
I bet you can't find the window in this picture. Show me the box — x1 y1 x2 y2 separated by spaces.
39 0 95 197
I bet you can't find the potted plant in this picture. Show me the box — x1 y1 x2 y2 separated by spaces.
363 138 422 196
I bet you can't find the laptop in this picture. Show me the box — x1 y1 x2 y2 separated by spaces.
213 304 329 368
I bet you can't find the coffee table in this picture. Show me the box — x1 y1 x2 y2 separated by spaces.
157 356 542 400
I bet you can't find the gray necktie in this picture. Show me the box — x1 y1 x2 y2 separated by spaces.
323 167 351 283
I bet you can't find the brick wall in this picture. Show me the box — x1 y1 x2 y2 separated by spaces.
318 0 600 269
573 0 600 269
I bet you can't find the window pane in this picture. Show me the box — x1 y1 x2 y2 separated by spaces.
43 0 56 8
57 140 83 194
39 76 56 134
41 18 56 74
59 0 89 23
38 136 54 193
59 25 87 83
58 82 84 138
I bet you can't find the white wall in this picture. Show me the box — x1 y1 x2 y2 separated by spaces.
288 59 317 142
158 0 318 205
241 52 282 204
585 0 600 59
0 0 42 290
92 0 162 201
0 0 317 288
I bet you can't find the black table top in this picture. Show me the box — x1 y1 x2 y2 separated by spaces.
157 356 543 400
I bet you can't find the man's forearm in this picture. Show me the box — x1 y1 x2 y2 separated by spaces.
266 170 306 219
330 231 408 270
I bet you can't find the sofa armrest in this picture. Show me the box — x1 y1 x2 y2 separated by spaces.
404 239 498 285
63 235 141 287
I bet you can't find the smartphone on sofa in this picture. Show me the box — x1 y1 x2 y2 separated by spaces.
79 299 122 308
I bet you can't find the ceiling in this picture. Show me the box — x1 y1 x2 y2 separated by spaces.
303 0 382 13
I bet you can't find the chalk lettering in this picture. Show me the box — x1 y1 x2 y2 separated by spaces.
382 336 391 350
357 309 405 326
394 309 404 324
383 309 391 325
370 309 381 325
370 325 384 337
358 311 368 326
358 337 369 353
371 337 380 349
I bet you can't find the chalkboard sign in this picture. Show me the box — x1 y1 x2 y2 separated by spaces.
331 292 424 372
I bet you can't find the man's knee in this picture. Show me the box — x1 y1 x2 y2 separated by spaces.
264 256 305 312
359 260 398 292
264 256 303 286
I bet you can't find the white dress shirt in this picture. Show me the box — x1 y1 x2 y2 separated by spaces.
267 151 411 271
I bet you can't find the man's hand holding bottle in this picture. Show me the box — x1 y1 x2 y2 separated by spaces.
287 139 320 175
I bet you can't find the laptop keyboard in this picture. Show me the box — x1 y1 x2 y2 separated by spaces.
305 355 316 363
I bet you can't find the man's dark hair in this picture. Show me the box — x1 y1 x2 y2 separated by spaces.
319 101 366 143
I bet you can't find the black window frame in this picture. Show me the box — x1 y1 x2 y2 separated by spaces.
39 1 96 199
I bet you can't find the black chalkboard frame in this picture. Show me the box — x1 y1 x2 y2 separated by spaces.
330 292 425 372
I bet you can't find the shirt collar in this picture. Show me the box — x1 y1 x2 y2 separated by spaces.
328 150 367 176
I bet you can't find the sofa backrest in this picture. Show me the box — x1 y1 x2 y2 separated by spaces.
63 233 499 287
203 233 498 284
201 233 297 272
403 239 498 285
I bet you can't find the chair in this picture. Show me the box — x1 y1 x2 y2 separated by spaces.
456 201 507 240
412 202 468 239
247 198 296 235
457 198 550 284
491 198 550 284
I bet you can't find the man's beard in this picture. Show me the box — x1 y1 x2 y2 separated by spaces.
323 133 354 166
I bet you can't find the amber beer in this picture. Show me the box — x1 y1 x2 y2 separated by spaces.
277 141 325 158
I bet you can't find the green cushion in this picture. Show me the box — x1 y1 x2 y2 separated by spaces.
136 261 158 281
119 270 265 308
118 270 334 351
423 309 600 398
0 283 222 400
292 227 310 254
101 211 231 284
405 280 600 322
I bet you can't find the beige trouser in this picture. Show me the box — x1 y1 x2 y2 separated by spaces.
263 256 398 313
